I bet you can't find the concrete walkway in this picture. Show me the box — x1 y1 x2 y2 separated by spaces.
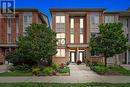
0 64 130 83
121 64 130 70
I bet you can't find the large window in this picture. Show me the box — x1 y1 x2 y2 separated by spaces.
70 34 74 43
80 18 83 28
80 34 83 43
23 13 32 32
56 16 65 23
56 16 65 32
16 17 19 41
7 18 12 43
70 18 74 43
56 49 65 57
56 33 65 45
105 16 115 23
80 18 84 43
90 15 99 33
70 18 74 28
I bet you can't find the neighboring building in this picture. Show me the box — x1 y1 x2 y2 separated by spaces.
50 8 130 64
0 8 49 64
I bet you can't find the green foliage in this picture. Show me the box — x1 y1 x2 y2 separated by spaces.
57 67 70 73
16 24 57 65
32 67 41 76
90 23 129 66
10 65 31 72
52 64 60 71
90 64 130 75
108 65 130 75
42 67 55 75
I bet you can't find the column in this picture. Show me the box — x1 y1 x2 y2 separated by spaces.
76 48 79 61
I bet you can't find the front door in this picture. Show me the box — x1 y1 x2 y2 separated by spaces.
79 52 84 63
70 52 76 63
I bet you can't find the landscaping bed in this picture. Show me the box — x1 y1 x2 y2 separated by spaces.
0 64 70 76
90 64 130 76
0 83 130 87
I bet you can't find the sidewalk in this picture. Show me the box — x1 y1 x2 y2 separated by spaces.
0 64 130 83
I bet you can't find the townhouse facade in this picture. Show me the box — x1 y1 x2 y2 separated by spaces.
0 8 49 64
50 8 130 65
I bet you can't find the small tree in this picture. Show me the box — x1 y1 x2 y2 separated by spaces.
90 23 129 67
16 24 57 66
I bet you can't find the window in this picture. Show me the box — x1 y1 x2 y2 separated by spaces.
23 13 32 32
90 15 99 33
7 33 11 43
105 16 114 23
80 34 83 43
7 18 12 33
70 18 74 28
56 33 65 45
80 18 83 28
70 34 74 43
16 17 19 33
7 18 12 43
56 49 65 57
56 16 65 32
80 18 84 43
56 16 65 23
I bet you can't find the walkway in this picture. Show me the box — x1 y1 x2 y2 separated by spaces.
0 64 130 83
121 64 130 70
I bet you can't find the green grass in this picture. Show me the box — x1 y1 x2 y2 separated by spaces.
90 64 130 75
0 83 130 87
0 71 32 76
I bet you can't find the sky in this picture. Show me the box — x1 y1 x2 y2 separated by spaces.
15 0 130 24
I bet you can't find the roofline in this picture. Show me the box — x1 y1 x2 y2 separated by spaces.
1 8 50 26
50 8 106 13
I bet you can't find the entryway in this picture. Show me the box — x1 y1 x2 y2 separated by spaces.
70 51 84 63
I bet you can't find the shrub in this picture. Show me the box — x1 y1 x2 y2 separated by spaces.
52 64 60 71
90 63 108 74
66 61 70 65
57 67 70 73
60 63 65 69
32 67 41 76
42 67 55 75
94 66 108 74
76 60 82 65
9 64 31 72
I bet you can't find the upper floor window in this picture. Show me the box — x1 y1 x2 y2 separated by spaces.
80 18 83 28
90 15 99 29
70 18 74 28
56 33 65 45
23 13 32 32
105 16 114 23
56 16 65 23
7 18 12 34
16 17 19 33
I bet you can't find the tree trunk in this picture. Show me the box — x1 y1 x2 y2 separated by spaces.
48 56 52 66
104 57 107 67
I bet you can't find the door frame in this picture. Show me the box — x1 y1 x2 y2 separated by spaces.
79 51 85 63
70 52 76 63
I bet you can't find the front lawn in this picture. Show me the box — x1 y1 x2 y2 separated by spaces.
90 64 130 76
0 71 32 76
0 64 70 76
0 83 130 87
